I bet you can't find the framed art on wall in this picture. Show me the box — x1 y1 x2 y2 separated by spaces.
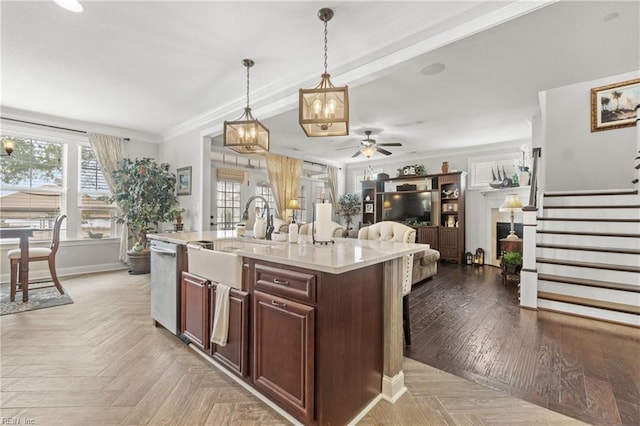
591 78 640 132
176 166 192 196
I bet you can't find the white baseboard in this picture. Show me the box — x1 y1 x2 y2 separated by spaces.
381 371 407 403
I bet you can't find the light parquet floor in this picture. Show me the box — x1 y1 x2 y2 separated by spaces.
1 270 584 425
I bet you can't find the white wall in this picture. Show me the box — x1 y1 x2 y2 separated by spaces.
160 128 207 231
541 70 639 191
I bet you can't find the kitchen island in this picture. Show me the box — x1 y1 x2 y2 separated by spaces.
148 230 428 425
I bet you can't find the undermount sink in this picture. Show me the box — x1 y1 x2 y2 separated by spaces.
187 244 243 290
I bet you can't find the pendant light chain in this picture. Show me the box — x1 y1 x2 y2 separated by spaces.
323 19 328 75
245 63 251 110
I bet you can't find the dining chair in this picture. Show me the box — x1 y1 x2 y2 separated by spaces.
358 221 416 345
8 214 66 302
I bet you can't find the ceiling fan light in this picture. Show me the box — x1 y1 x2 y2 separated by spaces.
360 145 377 158
53 0 84 13
2 139 15 156
299 8 349 137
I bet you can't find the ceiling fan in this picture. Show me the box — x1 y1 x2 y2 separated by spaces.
348 130 402 158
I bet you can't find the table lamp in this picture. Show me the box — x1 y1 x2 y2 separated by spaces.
288 199 300 223
499 193 523 240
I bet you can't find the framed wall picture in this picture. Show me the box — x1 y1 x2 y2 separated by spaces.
176 166 192 196
591 78 640 132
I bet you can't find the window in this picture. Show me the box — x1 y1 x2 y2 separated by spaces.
78 146 115 239
216 180 241 230
0 136 65 240
255 181 275 218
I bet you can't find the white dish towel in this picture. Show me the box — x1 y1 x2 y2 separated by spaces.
210 283 230 346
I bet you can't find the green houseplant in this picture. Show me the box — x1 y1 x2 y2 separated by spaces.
502 251 522 274
110 157 179 273
338 193 361 233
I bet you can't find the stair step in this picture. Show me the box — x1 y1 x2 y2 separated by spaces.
537 233 639 250
537 299 640 327
544 190 638 197
538 291 640 315
536 243 640 255
538 230 640 238
538 273 640 293
538 217 640 223
537 257 640 273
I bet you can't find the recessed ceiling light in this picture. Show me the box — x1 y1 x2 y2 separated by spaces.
602 12 619 22
53 0 83 13
420 63 446 76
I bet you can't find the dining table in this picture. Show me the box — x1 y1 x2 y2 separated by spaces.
0 228 35 302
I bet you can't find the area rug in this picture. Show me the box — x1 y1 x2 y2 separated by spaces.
0 282 73 316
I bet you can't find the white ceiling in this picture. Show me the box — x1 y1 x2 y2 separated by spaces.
2 1 638 166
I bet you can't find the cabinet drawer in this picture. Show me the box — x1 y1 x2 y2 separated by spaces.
254 263 316 304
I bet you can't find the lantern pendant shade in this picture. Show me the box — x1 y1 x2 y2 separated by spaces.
299 8 349 137
299 74 349 137
224 108 270 154
224 59 270 154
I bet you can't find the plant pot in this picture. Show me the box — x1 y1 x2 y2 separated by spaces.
174 223 184 232
128 250 150 275
504 264 520 275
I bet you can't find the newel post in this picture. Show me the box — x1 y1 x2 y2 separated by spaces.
520 206 538 308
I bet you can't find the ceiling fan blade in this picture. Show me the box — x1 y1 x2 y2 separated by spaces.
376 147 392 156
351 150 362 158
378 143 402 147
336 145 360 151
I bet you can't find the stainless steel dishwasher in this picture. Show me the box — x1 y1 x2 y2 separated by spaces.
150 240 185 334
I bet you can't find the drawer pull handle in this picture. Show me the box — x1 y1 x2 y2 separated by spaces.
273 279 289 286
271 300 287 308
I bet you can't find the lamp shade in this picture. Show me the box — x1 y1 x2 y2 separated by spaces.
288 199 300 210
499 193 523 212
2 139 15 156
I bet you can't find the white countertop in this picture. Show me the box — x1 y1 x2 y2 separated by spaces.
147 230 429 274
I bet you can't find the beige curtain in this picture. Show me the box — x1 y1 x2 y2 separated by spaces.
265 153 302 220
327 165 339 214
88 133 126 262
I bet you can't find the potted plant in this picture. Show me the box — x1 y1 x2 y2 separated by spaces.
170 208 185 232
502 251 522 274
337 193 361 235
109 157 179 274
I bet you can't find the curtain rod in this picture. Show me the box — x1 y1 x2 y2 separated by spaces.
304 160 341 170
0 116 130 141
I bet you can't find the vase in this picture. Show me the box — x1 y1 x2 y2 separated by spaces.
518 170 530 186
441 161 449 173
254 217 266 239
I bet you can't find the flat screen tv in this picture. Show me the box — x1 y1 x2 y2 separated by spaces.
382 191 433 225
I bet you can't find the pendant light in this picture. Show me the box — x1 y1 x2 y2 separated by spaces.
299 8 349 137
224 59 270 154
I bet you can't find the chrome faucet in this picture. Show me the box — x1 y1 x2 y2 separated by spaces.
242 195 274 240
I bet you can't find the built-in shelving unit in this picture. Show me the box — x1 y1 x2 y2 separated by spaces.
361 171 467 263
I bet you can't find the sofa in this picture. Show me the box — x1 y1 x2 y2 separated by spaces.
299 221 344 238
358 221 440 285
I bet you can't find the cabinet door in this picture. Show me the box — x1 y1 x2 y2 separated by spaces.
417 227 438 249
210 285 249 377
181 271 209 350
253 291 315 424
439 227 460 262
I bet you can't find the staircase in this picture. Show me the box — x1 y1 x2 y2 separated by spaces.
534 189 640 327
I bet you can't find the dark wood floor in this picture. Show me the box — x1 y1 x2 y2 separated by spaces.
404 262 640 426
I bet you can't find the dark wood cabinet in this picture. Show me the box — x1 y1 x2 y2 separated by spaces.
253 290 315 423
246 258 383 425
181 271 210 351
361 180 382 226
437 172 466 263
210 284 249 378
416 226 439 249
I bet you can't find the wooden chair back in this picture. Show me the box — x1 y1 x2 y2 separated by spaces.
49 214 66 256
